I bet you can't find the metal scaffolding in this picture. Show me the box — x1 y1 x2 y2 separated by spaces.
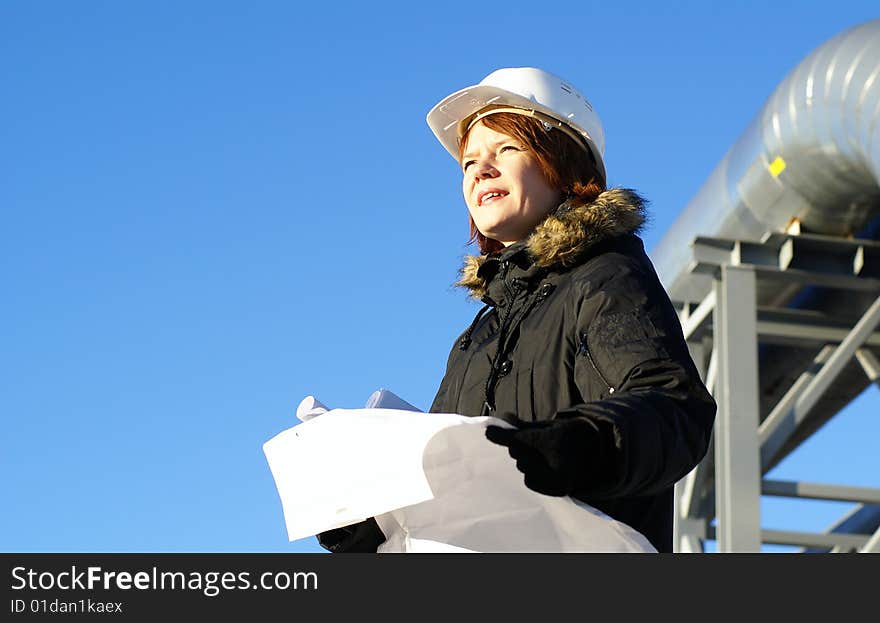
672 231 880 552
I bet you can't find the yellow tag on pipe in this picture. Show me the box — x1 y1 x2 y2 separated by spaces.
769 156 786 177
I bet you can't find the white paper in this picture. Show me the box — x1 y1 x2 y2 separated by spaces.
263 391 655 553
295 395 329 422
364 388 420 412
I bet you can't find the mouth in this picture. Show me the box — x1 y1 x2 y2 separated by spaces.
478 189 508 206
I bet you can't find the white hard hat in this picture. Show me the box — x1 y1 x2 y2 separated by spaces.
426 67 606 184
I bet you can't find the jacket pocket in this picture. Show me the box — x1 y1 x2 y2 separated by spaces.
515 364 537 422
578 332 615 397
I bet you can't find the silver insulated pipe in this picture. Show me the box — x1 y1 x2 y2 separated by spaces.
653 19 880 303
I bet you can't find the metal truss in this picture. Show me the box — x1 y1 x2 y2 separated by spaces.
671 232 880 552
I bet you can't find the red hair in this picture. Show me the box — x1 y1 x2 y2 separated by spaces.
459 112 606 255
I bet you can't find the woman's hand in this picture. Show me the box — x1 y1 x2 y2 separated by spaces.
485 417 601 497
317 517 386 553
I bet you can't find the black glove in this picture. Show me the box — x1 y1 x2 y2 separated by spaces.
317 517 386 553
485 417 600 497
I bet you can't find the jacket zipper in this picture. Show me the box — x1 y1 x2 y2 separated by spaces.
578 332 615 395
483 262 518 414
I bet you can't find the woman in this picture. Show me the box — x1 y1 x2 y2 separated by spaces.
320 67 715 553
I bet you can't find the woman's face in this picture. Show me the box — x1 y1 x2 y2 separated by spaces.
461 120 562 247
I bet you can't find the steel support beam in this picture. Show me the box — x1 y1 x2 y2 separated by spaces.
714 265 762 552
680 290 716 342
674 339 709 553
855 348 880 383
761 479 880 504
674 517 706 553
860 527 880 553
704 348 718 397
756 317 880 347
760 529 871 550
691 234 880 293
758 346 834 469
804 504 880 553
675 449 714 551
679 303 880 346
759 295 880 468
704 526 872 550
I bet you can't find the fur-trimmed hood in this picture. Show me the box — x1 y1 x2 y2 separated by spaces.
457 188 648 300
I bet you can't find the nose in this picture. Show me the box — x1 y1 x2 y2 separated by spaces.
472 160 499 181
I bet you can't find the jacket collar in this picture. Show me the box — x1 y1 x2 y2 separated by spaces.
456 188 648 301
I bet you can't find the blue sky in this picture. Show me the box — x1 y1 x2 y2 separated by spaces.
2 1 877 553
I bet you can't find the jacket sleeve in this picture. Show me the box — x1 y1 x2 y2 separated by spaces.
559 256 716 502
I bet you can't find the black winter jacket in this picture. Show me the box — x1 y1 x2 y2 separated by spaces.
429 188 716 552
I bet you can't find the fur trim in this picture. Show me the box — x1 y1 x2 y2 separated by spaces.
456 254 487 295
456 188 648 299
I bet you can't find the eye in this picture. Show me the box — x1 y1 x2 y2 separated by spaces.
462 160 476 172
500 145 521 154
